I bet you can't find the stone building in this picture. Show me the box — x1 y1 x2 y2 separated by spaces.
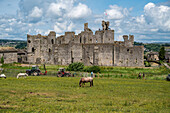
0 47 18 64
27 21 144 67
165 47 170 63
17 49 27 63
146 52 159 61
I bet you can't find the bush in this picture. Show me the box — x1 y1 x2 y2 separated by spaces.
85 66 101 73
144 61 151 67
1 56 4 64
67 62 84 71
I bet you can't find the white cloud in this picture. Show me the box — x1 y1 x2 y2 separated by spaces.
144 2 170 31
5 27 13 32
47 3 66 17
46 0 75 18
67 22 74 31
0 0 169 42
29 6 43 18
54 21 75 34
27 6 43 23
54 21 67 33
105 5 128 20
67 3 92 19
135 15 145 24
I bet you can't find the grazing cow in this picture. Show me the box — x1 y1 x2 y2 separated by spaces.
17 73 28 79
79 77 93 87
0 74 6 79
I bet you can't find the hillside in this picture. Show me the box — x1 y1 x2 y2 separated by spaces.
0 39 27 49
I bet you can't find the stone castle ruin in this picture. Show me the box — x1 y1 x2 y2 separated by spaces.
27 21 144 67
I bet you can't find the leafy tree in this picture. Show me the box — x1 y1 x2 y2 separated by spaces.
159 46 165 61
15 42 27 49
1 56 4 64
67 62 84 71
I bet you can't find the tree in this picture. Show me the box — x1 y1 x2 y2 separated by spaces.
1 56 4 64
159 46 165 61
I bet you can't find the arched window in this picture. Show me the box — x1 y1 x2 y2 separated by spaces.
49 48 51 53
51 39 54 44
28 40 31 43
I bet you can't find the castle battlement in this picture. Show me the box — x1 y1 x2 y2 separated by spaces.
27 21 144 67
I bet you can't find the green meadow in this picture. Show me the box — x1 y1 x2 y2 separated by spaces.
0 77 170 112
0 64 170 112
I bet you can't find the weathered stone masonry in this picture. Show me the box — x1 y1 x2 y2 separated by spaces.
27 21 144 67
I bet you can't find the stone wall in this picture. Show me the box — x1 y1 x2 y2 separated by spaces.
0 52 17 64
114 45 144 67
27 21 144 67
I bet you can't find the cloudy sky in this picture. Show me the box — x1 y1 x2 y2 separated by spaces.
0 0 170 42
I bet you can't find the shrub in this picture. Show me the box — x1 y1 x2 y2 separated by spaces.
144 61 151 67
1 56 4 64
85 66 101 73
67 62 84 71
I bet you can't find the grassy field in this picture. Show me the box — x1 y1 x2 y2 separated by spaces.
0 77 170 112
0 64 170 112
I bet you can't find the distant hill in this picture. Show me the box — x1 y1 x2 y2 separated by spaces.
134 42 170 53
0 39 27 49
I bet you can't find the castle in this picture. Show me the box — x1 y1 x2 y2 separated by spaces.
27 21 144 67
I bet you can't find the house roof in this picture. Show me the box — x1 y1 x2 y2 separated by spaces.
0 47 18 53
146 52 159 55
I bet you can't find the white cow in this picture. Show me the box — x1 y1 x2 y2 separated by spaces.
0 74 6 79
17 73 28 79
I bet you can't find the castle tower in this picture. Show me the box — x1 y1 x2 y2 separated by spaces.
123 35 134 47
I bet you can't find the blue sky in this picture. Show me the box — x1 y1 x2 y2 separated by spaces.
0 0 170 42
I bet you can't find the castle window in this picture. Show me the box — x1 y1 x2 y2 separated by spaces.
127 49 129 52
28 40 31 43
32 48 35 52
96 39 98 43
51 39 54 44
49 48 51 53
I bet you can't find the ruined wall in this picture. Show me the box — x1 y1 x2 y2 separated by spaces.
27 21 144 67
70 43 82 63
0 53 17 64
57 44 71 65
81 44 114 66
82 44 94 66
97 44 114 66
114 45 144 67
27 34 42 63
